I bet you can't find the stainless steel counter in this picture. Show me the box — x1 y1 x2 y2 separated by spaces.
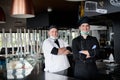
1 54 120 80
0 55 79 80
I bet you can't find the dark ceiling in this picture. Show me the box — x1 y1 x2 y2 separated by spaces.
31 0 120 27
0 0 120 29
32 0 80 14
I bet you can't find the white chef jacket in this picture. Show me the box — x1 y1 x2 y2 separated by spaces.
42 38 70 72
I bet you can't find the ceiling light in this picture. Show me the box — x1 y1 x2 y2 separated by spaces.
11 0 35 18
110 0 120 7
47 7 52 12
0 7 6 23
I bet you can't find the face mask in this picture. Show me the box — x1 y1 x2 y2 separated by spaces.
80 31 90 36
50 36 58 40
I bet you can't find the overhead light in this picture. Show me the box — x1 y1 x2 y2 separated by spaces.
47 7 52 12
96 9 107 14
66 0 85 1
110 0 120 7
11 0 35 18
0 7 6 23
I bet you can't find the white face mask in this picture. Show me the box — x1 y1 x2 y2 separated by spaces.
80 31 90 36
50 36 58 40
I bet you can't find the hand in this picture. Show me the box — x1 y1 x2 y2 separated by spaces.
63 50 71 55
58 48 66 54
81 50 90 58
86 55 90 58
58 47 71 55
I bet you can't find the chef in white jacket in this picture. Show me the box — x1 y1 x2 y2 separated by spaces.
42 25 72 76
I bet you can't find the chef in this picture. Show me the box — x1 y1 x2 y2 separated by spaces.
72 16 100 80
42 25 72 76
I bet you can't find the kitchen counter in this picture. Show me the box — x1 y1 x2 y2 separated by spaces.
0 56 79 80
1 54 120 80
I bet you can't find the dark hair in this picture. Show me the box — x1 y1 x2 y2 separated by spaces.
48 25 58 30
77 16 90 26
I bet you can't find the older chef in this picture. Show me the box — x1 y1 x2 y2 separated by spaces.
42 25 72 76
